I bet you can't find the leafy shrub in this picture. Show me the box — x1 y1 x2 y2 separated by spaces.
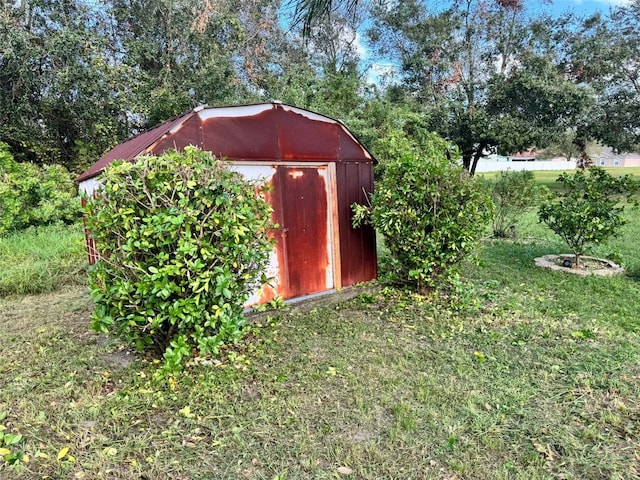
85 147 273 369
353 135 494 293
488 170 548 238
0 142 81 235
0 411 28 467
538 167 639 265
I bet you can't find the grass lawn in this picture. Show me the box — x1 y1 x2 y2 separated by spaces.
0 224 86 296
481 167 640 194
2 195 640 478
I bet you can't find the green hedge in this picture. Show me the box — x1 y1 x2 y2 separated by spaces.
0 142 81 235
85 147 274 371
354 134 494 292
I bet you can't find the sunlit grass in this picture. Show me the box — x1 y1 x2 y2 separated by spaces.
1 181 640 479
480 167 640 193
0 224 86 296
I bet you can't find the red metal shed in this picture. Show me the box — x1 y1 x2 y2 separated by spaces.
78 102 377 305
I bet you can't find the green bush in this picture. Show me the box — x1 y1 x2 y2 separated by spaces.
353 135 494 293
488 170 548 238
85 147 273 369
0 142 81 235
538 167 639 266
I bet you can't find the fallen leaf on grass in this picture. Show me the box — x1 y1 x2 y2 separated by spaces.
103 447 117 456
179 406 196 419
533 442 556 461
57 447 70 460
337 466 353 475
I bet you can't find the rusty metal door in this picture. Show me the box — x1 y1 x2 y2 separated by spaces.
270 165 334 299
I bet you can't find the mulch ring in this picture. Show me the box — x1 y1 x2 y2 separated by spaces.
534 254 625 276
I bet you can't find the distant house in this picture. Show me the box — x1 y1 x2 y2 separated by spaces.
510 150 537 162
596 148 640 167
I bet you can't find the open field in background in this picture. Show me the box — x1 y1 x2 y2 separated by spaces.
1 174 640 479
480 167 640 194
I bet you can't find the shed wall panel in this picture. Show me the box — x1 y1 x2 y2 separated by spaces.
201 115 281 160
268 165 333 299
232 163 335 305
336 162 377 287
77 104 374 183
276 111 339 160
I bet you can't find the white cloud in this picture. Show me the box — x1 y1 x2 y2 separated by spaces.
354 31 368 60
365 63 399 86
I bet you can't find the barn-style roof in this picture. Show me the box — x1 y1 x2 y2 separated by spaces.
77 103 373 183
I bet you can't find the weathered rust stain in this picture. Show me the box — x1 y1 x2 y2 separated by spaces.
257 283 278 305
265 177 288 300
336 162 377 287
81 196 100 265
150 115 201 154
199 108 340 161
77 104 374 183
267 166 329 300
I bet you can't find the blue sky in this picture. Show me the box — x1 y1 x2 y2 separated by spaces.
547 0 632 16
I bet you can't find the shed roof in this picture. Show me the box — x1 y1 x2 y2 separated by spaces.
77 103 373 183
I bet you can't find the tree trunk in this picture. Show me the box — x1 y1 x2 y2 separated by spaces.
574 137 592 169
462 153 472 172
469 145 486 176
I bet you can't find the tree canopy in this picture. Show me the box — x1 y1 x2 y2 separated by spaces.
1 0 638 172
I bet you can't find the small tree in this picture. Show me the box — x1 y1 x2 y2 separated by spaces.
353 134 494 293
85 147 273 370
488 170 548 238
538 167 639 266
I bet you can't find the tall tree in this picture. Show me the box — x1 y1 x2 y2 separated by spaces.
290 0 359 35
368 0 586 173
110 0 283 128
563 3 640 153
0 0 130 168
263 7 367 120
0 0 287 168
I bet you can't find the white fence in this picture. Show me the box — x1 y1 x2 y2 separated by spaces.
475 159 577 173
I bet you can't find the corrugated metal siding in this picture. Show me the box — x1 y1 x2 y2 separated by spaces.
80 197 99 265
76 116 188 182
77 103 374 183
336 162 377 287
268 166 333 299
150 107 344 162
148 114 202 154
